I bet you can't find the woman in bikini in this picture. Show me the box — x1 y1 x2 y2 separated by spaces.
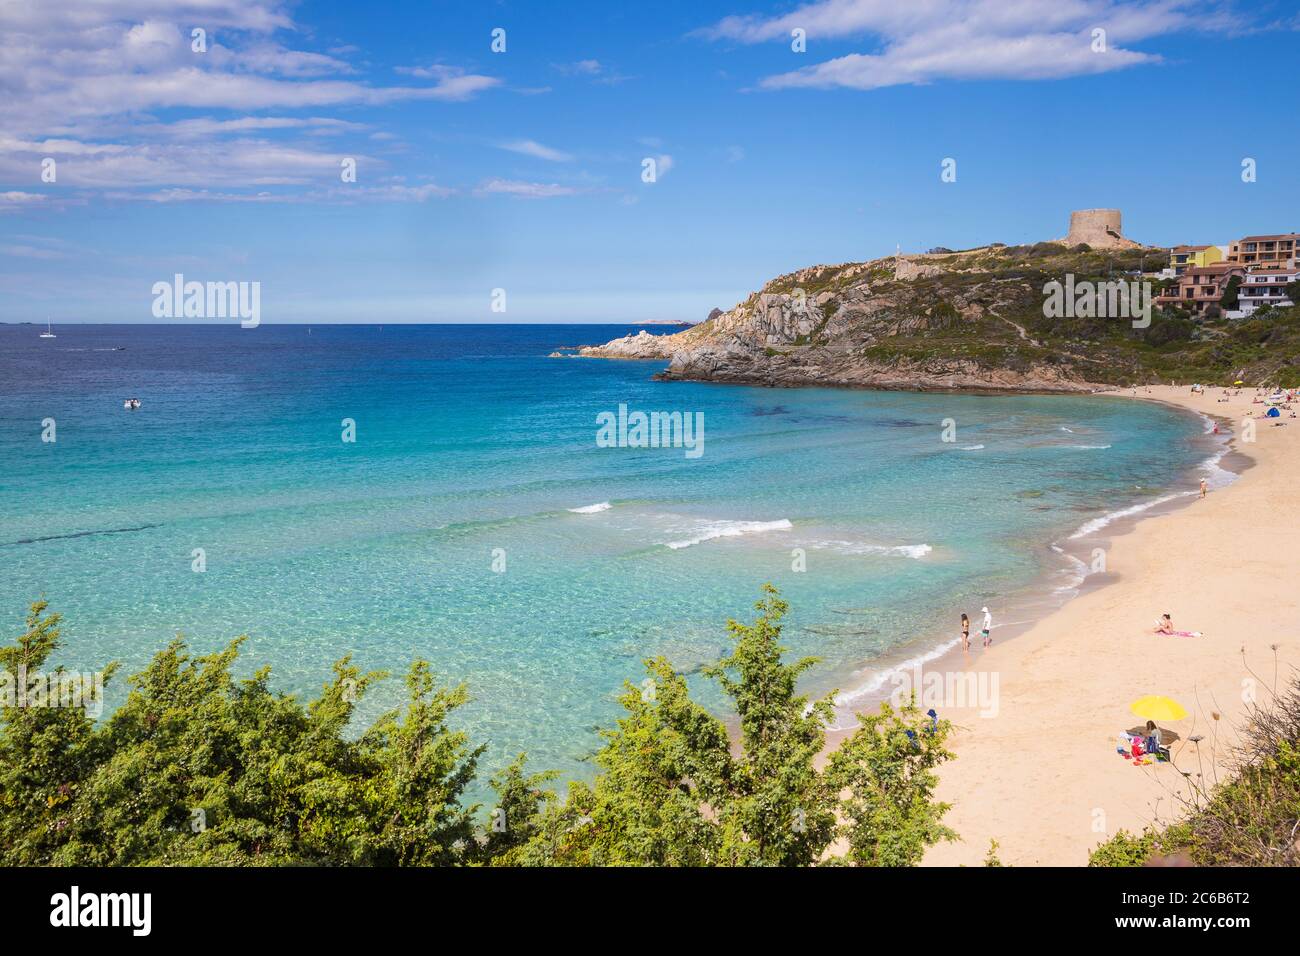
960 613 970 652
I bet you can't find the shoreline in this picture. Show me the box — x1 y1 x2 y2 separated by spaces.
819 393 1238 731
887 384 1298 866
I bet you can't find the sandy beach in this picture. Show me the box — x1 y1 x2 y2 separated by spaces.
904 384 1300 866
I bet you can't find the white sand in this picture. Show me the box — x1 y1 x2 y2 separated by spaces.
915 385 1300 866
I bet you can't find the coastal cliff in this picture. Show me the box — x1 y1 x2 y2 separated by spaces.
577 243 1300 390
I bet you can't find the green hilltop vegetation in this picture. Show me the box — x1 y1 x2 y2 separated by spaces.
714 243 1300 389
1 589 956 867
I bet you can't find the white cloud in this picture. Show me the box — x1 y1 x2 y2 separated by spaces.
699 0 1226 91
0 243 65 258
103 182 452 203
0 137 352 187
552 58 633 85
102 188 286 203
0 1 503 201
499 139 574 162
392 64 502 99
475 179 585 199
155 117 367 138
345 183 453 202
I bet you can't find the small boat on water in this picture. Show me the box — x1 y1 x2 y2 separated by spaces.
123 398 141 410
39 319 55 339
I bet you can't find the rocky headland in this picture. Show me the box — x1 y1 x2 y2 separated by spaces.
572 241 1300 391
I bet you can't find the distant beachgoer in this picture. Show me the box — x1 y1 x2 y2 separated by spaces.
1144 720 1162 755
1199 477 1208 498
1156 613 1174 635
960 613 970 652
980 606 993 647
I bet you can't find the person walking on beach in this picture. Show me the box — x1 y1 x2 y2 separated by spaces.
980 606 993 647
960 613 970 652
1199 477 1208 498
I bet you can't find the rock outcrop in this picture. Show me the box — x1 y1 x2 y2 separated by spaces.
576 329 679 359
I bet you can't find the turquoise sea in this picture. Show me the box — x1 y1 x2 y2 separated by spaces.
0 324 1222 782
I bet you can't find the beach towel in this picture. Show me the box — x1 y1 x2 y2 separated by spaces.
1151 621 1202 636
1116 733 1167 764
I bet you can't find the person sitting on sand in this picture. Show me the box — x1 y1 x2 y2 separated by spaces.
1155 613 1174 635
1144 720 1162 755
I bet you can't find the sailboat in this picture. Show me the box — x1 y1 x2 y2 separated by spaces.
40 318 56 339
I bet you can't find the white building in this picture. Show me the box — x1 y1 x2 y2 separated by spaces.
1236 266 1297 316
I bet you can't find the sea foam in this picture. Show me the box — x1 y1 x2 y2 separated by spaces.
665 518 792 550
812 540 932 559
1068 492 1189 539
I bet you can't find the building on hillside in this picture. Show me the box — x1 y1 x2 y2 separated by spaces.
1155 262 1246 315
1235 266 1298 316
1168 244 1223 276
1225 234 1299 268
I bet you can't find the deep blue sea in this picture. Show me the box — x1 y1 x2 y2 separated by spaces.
0 323 1221 783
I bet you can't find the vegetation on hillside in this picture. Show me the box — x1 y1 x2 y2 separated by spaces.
1 589 956 867
703 244 1300 388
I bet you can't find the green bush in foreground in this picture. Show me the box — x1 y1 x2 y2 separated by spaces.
0 589 956 867
1087 828 1168 868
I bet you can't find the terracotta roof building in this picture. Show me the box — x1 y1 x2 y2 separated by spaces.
1225 234 1298 269
1155 263 1246 315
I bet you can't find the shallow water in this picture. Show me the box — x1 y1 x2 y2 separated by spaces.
0 323 1217 783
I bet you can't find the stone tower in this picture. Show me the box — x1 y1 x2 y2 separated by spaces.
1063 208 1140 249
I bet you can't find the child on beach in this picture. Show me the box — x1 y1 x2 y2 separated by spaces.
960 613 970 652
980 606 993 647
1199 477 1207 498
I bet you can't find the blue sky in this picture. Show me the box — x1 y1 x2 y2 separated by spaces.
2 0 1298 323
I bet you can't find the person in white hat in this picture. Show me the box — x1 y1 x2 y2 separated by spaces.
980 607 993 647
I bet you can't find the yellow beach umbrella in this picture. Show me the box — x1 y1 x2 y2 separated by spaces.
1234 380 1244 386
1131 696 1188 722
